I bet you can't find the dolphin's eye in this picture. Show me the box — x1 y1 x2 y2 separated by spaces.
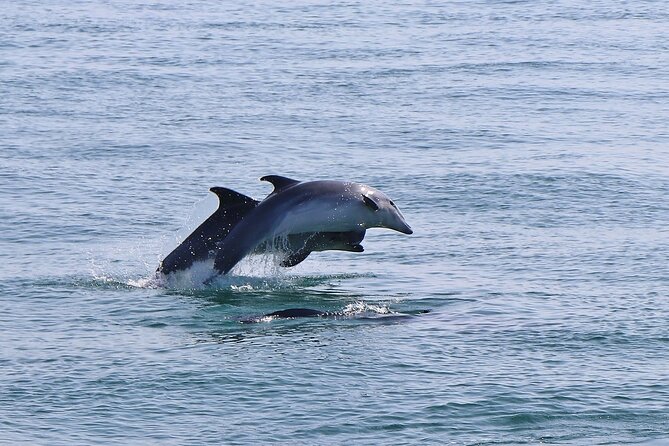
363 195 379 211
389 200 396 208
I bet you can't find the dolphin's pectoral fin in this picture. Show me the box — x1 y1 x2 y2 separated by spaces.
347 229 366 245
260 175 300 195
329 230 366 252
280 249 312 267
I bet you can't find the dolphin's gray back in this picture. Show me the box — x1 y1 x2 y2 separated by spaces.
212 181 364 274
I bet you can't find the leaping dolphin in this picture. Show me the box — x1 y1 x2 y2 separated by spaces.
157 175 412 277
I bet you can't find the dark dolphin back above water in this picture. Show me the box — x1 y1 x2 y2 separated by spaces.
157 187 258 274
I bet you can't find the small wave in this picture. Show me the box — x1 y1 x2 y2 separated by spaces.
126 275 162 289
144 252 376 292
87 274 161 290
33 274 145 291
84 268 374 294
37 246 377 293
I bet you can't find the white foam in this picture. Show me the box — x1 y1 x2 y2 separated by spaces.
152 253 298 290
341 301 392 315
159 259 217 289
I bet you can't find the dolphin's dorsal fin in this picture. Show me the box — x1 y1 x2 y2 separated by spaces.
260 175 300 195
209 187 259 211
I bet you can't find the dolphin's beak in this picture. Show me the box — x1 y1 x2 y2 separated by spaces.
392 218 413 235
399 224 413 235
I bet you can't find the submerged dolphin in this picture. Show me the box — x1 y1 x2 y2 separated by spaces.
240 307 431 323
157 175 412 276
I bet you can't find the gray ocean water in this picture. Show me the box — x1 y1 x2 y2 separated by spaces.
2 0 669 444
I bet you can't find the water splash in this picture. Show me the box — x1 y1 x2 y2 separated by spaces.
341 301 392 316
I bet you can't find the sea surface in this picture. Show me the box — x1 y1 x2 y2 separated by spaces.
1 0 669 444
